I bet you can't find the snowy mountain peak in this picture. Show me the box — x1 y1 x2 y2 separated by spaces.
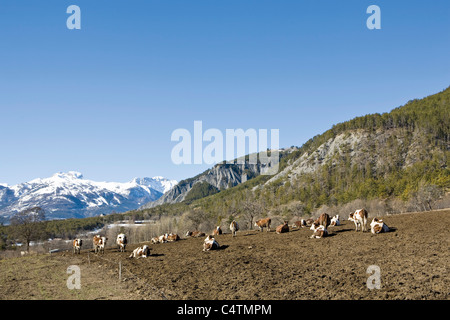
0 172 177 221
130 177 177 194
52 171 84 180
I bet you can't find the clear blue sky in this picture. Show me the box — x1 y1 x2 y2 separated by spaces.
1 0 449 185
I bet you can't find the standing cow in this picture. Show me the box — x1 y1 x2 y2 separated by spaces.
72 238 82 254
116 233 127 252
255 218 271 232
348 209 368 232
315 213 331 229
230 220 239 237
93 235 107 254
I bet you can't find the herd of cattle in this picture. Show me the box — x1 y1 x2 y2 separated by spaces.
71 209 390 258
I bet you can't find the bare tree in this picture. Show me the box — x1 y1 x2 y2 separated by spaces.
10 207 47 252
240 193 264 230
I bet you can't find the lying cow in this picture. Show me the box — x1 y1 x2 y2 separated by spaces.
151 236 160 244
255 218 271 232
310 224 328 239
330 215 341 226
276 221 289 234
348 209 368 232
93 235 107 254
291 220 307 229
185 231 206 238
129 245 150 259
167 233 180 242
203 235 220 251
73 238 82 254
370 217 390 234
230 220 239 237
213 226 222 236
116 233 127 252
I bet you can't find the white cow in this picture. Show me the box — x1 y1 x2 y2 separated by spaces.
370 217 390 234
330 215 341 226
116 233 127 252
348 209 368 232
230 220 239 237
129 245 150 259
310 222 328 238
203 235 220 251
73 238 82 254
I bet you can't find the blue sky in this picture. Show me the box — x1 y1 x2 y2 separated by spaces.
1 0 449 185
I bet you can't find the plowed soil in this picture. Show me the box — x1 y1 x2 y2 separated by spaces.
1 210 449 300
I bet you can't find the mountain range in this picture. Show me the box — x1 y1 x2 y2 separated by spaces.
0 172 177 221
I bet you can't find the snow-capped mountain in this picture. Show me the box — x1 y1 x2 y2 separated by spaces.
0 172 177 221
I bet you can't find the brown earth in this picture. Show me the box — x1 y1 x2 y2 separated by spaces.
1 210 449 300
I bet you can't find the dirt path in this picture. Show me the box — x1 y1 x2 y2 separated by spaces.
1 210 449 300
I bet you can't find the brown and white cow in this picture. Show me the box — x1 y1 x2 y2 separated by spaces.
129 245 150 259
291 219 307 229
348 209 368 232
185 231 206 238
230 220 239 237
276 221 289 234
370 217 390 234
310 224 328 239
116 233 127 252
167 233 180 242
93 235 107 254
203 235 220 251
72 238 82 254
158 234 168 243
330 215 341 226
151 236 160 244
315 213 331 229
213 226 222 236
255 218 271 232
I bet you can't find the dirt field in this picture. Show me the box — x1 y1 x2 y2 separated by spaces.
1 210 449 300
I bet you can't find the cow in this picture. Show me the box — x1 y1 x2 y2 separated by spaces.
93 235 107 254
276 221 289 234
129 245 150 259
315 213 331 229
72 238 82 254
255 218 271 232
116 233 127 252
305 218 315 226
370 217 390 234
203 235 220 251
292 219 307 229
348 209 368 232
160 233 167 243
151 236 160 244
185 231 206 238
167 233 180 242
230 220 239 237
330 215 341 226
310 224 328 239
213 226 222 236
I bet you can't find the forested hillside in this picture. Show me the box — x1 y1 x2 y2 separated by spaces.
141 86 450 226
